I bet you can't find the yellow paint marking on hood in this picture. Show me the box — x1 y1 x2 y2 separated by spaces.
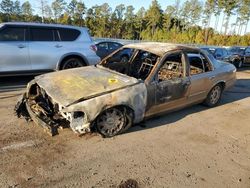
108 78 118 84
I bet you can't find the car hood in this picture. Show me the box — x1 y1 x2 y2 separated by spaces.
34 66 140 106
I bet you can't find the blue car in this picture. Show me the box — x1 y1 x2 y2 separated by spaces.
96 41 132 62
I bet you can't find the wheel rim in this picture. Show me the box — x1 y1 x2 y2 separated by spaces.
63 59 83 69
210 86 221 105
96 108 125 137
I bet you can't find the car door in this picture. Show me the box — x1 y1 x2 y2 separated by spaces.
186 52 214 104
28 27 61 71
0 25 30 73
145 51 191 117
244 47 250 64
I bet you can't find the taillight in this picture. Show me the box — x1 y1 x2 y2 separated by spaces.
90 45 97 52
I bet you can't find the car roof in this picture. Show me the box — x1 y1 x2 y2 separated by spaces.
0 22 88 30
124 42 200 56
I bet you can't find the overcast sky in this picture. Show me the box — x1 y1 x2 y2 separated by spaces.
21 0 249 34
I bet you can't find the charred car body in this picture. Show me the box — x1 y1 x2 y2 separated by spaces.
16 43 236 137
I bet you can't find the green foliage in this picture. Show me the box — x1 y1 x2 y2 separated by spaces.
0 0 249 46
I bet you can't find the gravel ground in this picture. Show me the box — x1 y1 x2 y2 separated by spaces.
0 70 250 188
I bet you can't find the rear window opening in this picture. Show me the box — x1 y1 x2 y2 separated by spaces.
187 53 213 75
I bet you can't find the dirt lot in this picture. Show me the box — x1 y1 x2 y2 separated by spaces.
0 70 250 188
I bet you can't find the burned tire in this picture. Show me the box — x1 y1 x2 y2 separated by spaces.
204 84 222 107
61 57 85 70
96 107 133 137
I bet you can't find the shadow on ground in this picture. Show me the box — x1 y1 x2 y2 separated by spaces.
0 75 34 92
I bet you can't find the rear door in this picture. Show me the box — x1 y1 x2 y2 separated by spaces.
0 25 30 72
186 52 214 104
28 27 61 71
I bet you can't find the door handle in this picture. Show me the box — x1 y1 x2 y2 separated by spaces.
55 44 62 48
18 44 26 49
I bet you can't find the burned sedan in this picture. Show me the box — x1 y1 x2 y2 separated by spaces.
15 43 236 137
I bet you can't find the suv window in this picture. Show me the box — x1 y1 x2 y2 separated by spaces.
0 27 25 41
58 28 80 41
30 28 54 41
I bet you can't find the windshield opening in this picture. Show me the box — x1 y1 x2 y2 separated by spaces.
100 48 160 81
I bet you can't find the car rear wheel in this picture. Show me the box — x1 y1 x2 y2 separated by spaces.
61 57 85 70
96 107 132 137
204 84 222 107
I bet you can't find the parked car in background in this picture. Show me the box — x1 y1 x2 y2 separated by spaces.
96 41 132 62
228 46 250 66
201 47 242 68
16 42 236 137
0 22 100 76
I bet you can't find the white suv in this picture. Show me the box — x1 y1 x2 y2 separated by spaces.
0 22 100 76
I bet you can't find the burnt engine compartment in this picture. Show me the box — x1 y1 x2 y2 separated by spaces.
15 84 69 136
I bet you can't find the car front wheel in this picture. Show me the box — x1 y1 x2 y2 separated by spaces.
61 58 85 70
95 107 132 137
204 84 223 107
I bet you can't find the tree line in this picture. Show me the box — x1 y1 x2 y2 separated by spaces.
0 0 250 46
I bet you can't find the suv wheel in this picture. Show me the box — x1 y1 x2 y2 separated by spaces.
61 57 85 70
